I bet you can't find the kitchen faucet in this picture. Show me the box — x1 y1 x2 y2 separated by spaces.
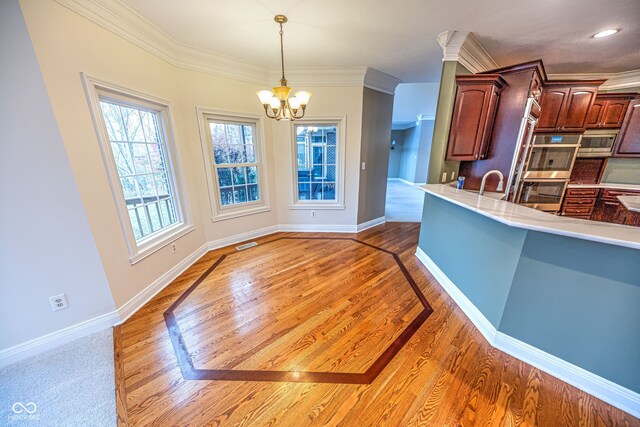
479 170 504 196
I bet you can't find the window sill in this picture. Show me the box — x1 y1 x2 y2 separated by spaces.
129 223 195 265
212 205 272 222
288 203 345 210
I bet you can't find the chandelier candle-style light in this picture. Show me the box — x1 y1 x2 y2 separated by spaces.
256 15 311 121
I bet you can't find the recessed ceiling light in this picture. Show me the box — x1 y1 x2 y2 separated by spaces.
593 29 619 38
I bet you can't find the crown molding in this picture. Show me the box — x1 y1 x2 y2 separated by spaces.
267 67 400 94
53 0 402 89
437 30 498 73
548 69 640 90
363 68 401 95
267 67 368 88
417 114 436 121
54 0 266 84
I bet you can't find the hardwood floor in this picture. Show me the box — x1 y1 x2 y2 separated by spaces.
116 223 639 426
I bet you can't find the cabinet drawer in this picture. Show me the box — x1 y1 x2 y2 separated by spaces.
566 188 598 197
563 206 593 215
564 197 597 207
601 189 640 201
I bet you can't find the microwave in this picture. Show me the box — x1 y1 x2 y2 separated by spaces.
578 130 618 157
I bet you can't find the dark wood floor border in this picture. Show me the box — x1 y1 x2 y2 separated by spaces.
163 236 434 384
113 326 129 427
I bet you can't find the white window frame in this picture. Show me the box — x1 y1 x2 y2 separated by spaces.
197 108 271 222
289 117 346 210
82 74 193 264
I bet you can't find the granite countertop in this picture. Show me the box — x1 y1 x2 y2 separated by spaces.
618 196 640 213
419 184 640 250
567 182 640 191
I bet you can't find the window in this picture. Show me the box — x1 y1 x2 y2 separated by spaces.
198 110 270 222
210 122 260 206
290 119 345 209
83 75 192 263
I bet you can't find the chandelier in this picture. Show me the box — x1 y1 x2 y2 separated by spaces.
256 15 312 121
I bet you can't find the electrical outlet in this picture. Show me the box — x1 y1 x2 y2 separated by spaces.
441 172 447 183
361 162 366 170
171 243 177 254
49 294 68 312
451 171 456 180
311 210 317 218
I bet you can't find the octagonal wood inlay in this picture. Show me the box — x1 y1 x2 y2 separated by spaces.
164 237 433 384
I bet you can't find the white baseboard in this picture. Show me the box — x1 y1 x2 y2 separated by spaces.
357 216 386 232
0 222 389 367
414 247 640 418
494 332 640 418
0 243 208 367
207 225 280 250
116 243 209 323
0 310 120 368
278 223 358 233
414 247 497 343
388 178 426 186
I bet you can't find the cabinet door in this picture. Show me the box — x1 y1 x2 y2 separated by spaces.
446 85 499 161
615 99 640 157
600 100 630 128
586 100 604 128
536 89 568 131
625 211 640 227
591 199 625 223
558 87 597 131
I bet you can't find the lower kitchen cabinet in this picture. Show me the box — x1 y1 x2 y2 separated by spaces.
561 188 598 219
589 189 640 225
591 197 626 223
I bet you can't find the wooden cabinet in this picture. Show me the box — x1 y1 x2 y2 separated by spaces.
535 81 604 132
446 74 506 161
586 94 633 129
614 98 640 157
561 187 599 219
590 189 640 225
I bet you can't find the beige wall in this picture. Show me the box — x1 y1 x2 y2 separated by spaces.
272 86 365 227
18 0 387 314
21 0 209 307
358 87 394 223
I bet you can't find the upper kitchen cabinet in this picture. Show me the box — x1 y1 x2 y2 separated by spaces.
614 97 640 157
445 74 506 161
535 80 605 132
586 93 634 129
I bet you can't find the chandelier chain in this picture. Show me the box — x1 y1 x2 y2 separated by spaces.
279 24 286 86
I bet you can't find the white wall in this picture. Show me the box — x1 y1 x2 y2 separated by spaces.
388 130 404 178
392 82 440 125
414 119 435 184
0 0 116 350
392 120 435 184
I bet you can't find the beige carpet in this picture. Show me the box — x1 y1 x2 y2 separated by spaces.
0 329 116 426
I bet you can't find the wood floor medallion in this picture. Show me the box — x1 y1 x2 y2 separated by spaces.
163 237 433 384
116 224 639 426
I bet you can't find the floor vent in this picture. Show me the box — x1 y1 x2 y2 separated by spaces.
236 242 258 251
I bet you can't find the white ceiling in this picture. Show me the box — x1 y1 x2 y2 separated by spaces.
120 0 640 82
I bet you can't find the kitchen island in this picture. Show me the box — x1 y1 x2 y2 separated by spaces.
415 184 640 416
